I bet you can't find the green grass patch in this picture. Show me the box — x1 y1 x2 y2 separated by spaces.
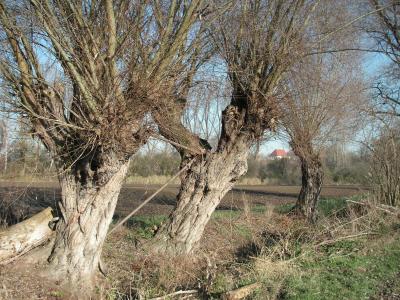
234 224 253 238
208 273 259 298
251 204 267 214
124 215 167 239
210 273 231 294
318 197 348 216
274 197 349 217
280 236 400 299
212 209 240 219
48 290 64 298
274 203 295 214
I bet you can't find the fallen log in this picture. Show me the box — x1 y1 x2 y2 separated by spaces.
0 207 55 265
222 283 262 300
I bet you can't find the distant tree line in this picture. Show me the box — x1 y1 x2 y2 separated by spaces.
0 133 371 187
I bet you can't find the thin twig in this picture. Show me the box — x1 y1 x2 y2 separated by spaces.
149 289 198 300
346 199 398 215
152 133 206 155
315 232 378 247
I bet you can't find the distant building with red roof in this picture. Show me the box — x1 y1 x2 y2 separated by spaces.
269 149 288 159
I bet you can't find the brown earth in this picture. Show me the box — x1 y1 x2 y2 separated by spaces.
0 181 368 224
0 183 376 299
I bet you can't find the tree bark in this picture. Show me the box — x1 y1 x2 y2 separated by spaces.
47 155 129 294
0 207 54 264
153 140 249 255
295 153 324 223
151 94 272 255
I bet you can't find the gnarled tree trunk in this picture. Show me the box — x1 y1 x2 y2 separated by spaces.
47 154 129 293
153 140 249 255
151 90 274 255
294 150 323 223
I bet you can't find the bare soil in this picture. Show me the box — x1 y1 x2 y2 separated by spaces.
0 181 367 223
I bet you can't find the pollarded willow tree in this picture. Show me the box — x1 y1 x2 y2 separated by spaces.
280 54 364 223
151 0 319 255
275 0 366 222
0 0 208 294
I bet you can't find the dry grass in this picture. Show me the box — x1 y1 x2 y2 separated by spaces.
0 194 398 299
105 197 386 299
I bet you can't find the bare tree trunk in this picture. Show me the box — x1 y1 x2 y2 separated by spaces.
47 156 129 294
153 142 249 255
295 154 323 223
151 98 268 255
